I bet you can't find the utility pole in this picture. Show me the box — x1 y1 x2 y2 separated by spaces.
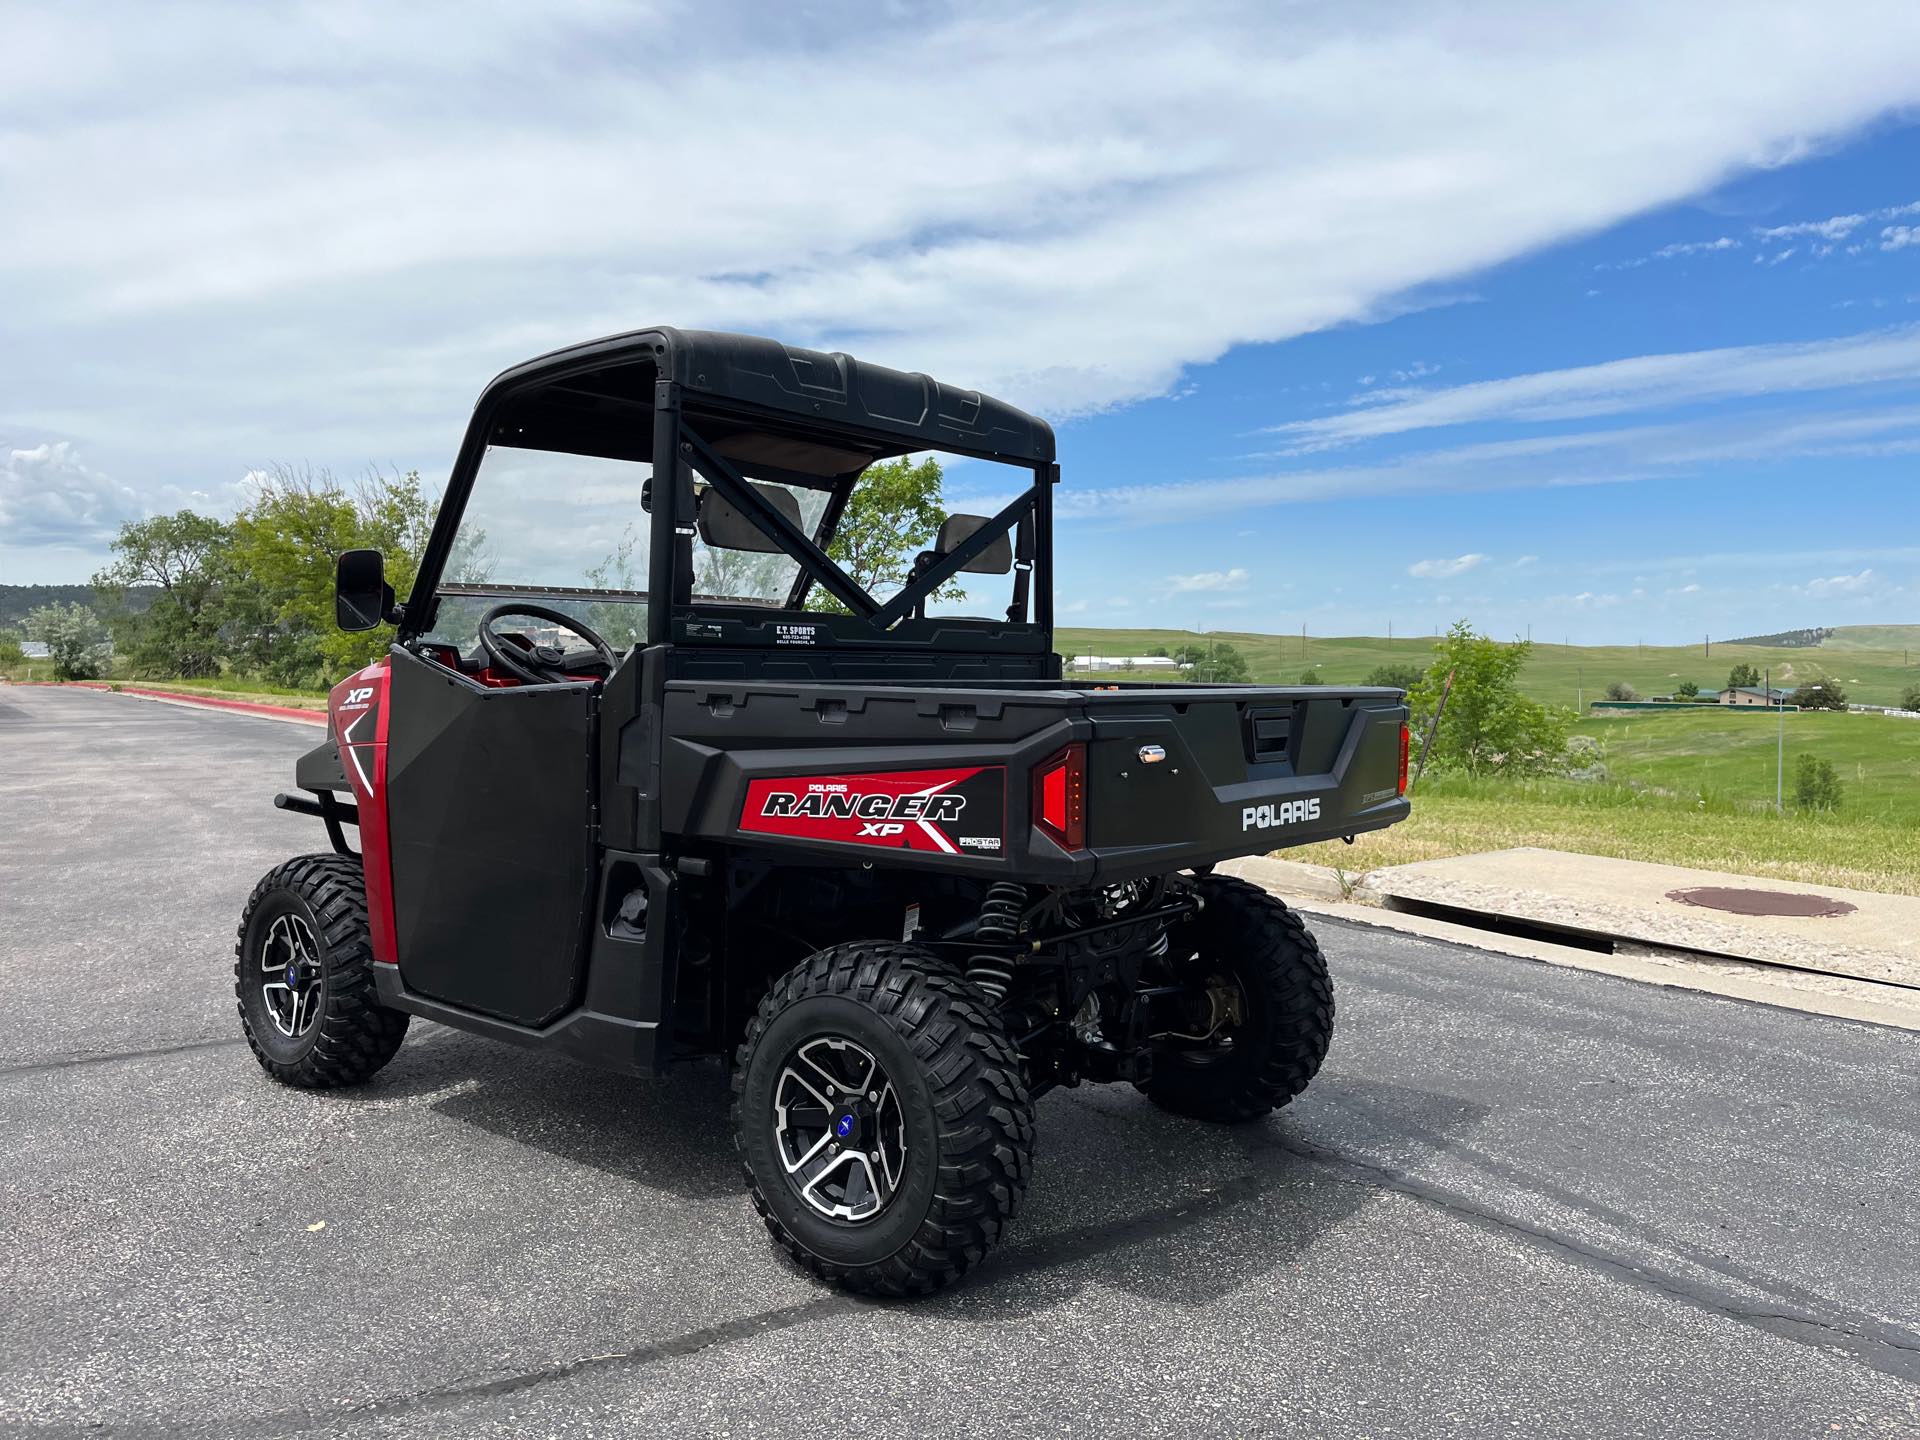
1577 665 1583 714
1771 666 1785 813
1301 622 1307 660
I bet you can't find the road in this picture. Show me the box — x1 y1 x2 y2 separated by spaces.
2 684 1917 1438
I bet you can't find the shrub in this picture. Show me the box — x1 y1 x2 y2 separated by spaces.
0 631 24 667
1364 662 1423 691
1407 621 1570 778
1604 681 1638 702
25 602 110 680
1298 667 1323 685
1900 681 1920 712
1674 680 1700 699
1792 754 1842 812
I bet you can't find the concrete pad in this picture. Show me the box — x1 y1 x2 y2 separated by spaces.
1358 847 1920 989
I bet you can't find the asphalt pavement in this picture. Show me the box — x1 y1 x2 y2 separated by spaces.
2 684 1917 1438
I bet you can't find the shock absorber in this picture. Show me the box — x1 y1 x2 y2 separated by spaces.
966 881 1027 1002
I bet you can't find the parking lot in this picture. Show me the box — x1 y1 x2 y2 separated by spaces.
3 684 1917 1437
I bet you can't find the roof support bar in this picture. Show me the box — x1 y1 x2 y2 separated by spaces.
677 420 880 620
868 484 1038 631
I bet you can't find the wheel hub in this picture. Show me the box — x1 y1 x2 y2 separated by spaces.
259 912 321 1039
771 1037 906 1223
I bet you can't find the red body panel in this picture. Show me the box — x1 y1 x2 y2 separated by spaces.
329 659 398 965
740 766 1007 858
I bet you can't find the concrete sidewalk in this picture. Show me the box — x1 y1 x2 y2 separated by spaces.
1355 847 1919 989
1222 848 1920 1032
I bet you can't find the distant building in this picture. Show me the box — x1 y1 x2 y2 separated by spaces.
20 641 49 659
1066 655 1184 672
1720 685 1793 706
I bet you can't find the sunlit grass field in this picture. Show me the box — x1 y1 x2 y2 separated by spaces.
1287 774 1920 897
1056 624 1920 709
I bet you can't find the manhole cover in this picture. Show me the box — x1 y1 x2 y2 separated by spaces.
1665 886 1856 918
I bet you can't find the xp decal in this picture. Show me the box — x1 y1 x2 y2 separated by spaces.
741 766 1006 856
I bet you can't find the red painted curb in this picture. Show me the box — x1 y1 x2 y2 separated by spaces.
6 679 326 724
117 686 327 724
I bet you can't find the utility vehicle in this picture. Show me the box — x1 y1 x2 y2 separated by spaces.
237 327 1411 1294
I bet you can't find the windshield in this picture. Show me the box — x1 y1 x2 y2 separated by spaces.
423 444 652 653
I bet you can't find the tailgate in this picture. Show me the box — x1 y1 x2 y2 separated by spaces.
1077 686 1409 876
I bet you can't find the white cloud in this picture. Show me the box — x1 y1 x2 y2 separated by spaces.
1802 567 1876 595
1884 226 1920 251
1165 568 1250 593
1262 326 1920 449
1408 553 1487 579
0 439 139 548
7 1 1920 583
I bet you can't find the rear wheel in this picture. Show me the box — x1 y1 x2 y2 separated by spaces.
733 942 1035 1296
234 854 408 1088
1142 874 1333 1122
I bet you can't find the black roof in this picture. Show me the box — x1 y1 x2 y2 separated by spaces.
479 326 1054 466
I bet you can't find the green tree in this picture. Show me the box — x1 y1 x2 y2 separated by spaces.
1726 662 1760 689
1674 680 1701 699
1298 667 1323 685
224 466 435 686
1604 680 1638 702
1183 642 1250 684
1901 682 1920 712
1407 621 1569 777
818 456 961 610
26 602 110 680
1792 754 1842 811
1364 662 1423 691
0 631 23 667
92 510 232 678
1789 679 1847 711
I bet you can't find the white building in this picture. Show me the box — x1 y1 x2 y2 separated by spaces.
1066 655 1185 672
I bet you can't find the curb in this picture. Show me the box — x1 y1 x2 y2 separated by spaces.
116 686 326 725
8 679 326 726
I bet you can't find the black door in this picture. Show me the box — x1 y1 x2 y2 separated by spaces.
384 648 595 1026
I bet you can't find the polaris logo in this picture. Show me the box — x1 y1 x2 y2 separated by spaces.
1242 798 1320 831
761 790 967 822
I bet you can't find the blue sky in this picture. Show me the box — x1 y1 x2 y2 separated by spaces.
3 2 1918 643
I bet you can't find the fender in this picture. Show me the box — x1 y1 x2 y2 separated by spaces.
327 658 398 965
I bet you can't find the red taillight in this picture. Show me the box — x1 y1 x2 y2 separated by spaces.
1034 743 1087 851
1398 722 1412 797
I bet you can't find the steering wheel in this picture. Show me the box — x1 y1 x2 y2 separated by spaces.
478 603 620 685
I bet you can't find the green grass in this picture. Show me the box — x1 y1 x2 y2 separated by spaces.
1575 708 1920 823
1057 622 1920 708
1289 774 1920 897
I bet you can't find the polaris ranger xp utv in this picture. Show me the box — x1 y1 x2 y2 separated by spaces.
237 327 1411 1295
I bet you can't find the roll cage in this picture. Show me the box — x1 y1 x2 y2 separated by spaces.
395 327 1059 660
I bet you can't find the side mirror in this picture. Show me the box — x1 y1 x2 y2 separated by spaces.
935 514 1013 574
335 549 396 631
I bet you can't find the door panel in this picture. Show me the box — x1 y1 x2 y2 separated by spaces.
385 648 594 1026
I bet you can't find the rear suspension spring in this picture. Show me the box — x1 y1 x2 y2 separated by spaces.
966 881 1027 1002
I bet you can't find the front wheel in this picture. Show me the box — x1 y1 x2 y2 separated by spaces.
1142 874 1334 1122
733 943 1035 1296
234 854 408 1088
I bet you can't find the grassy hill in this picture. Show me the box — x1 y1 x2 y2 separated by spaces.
1055 623 1920 708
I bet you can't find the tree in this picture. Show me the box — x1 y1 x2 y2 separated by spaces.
223 466 435 686
1180 642 1250 684
1364 662 1423 691
26 602 109 680
1674 680 1701 700
1789 680 1847 711
1604 680 1638 702
1406 621 1569 777
819 456 961 610
0 631 23 668
92 511 232 678
1726 662 1760 690
1146 646 1168 658
1902 682 1920 713
1298 667 1323 685
1792 754 1842 812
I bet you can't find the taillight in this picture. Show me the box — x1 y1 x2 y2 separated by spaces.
1398 722 1411 797
1034 743 1087 851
